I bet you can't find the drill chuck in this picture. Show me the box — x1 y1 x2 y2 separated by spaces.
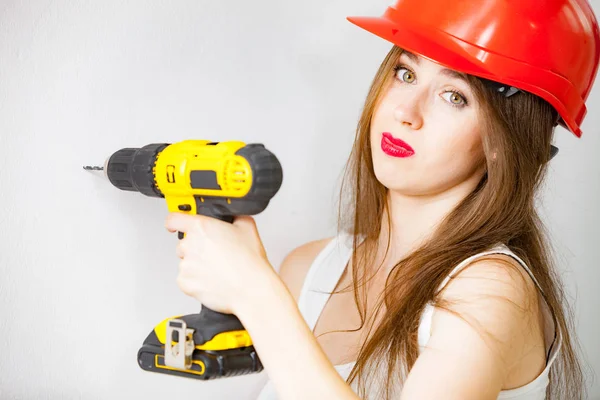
105 143 169 198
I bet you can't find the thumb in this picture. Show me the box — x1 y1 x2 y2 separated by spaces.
234 216 267 255
233 215 258 233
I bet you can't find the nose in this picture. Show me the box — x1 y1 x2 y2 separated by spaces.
393 97 424 130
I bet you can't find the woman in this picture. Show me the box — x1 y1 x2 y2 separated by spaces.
165 1 600 399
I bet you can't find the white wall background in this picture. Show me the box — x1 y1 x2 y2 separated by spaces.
0 0 598 399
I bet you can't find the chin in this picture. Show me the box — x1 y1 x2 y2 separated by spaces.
373 153 407 177
374 170 410 191
373 164 431 195
380 180 416 193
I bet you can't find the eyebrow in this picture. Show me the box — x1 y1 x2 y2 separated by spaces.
401 51 470 85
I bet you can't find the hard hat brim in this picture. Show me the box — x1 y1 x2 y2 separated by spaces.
346 14 584 137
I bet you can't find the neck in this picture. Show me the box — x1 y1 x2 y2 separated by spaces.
375 175 483 274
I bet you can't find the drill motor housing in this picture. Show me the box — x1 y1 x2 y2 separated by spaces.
105 140 283 222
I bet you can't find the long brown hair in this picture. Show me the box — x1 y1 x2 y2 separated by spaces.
332 45 587 399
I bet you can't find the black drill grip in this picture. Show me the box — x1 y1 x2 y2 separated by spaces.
177 210 233 239
191 306 246 345
176 209 244 344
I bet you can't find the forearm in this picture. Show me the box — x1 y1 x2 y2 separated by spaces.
235 267 359 400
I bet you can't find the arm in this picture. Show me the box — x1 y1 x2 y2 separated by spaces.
239 237 358 400
238 269 359 400
400 256 543 400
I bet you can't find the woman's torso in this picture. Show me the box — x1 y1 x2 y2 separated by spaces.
256 233 561 399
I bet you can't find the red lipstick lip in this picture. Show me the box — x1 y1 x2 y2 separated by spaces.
382 132 414 152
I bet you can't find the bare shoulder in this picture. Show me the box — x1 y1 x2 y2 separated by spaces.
427 253 544 383
437 253 539 310
401 254 544 397
277 236 335 302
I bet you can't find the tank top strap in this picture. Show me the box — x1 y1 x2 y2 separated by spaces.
436 243 545 295
418 244 561 367
297 233 354 332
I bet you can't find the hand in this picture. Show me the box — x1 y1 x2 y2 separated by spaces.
165 213 275 316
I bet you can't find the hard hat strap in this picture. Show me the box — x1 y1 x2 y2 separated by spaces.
480 78 521 98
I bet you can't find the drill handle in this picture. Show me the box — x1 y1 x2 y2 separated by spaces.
176 208 234 239
176 209 246 344
197 207 234 223
194 305 246 344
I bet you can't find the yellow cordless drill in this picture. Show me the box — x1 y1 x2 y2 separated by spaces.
84 140 283 380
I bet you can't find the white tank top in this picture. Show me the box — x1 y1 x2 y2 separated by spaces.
256 233 561 399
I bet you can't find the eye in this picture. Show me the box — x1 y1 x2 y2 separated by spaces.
393 64 469 108
441 91 467 108
393 65 416 84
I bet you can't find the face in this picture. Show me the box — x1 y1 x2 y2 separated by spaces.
370 51 486 196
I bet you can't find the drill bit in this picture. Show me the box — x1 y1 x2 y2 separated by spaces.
83 166 104 171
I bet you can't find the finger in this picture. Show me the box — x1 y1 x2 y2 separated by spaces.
175 241 185 259
165 212 201 234
176 274 196 298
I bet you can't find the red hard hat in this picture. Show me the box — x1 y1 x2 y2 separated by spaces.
347 0 600 138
